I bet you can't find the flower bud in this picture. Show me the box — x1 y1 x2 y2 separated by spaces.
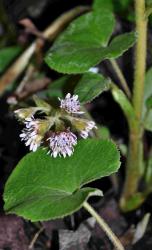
15 107 42 120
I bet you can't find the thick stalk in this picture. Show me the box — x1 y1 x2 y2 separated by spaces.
83 202 124 250
133 0 147 117
120 0 147 210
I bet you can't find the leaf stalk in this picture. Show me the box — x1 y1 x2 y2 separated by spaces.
110 59 131 99
83 201 124 250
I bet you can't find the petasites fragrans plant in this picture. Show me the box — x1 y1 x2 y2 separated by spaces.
44 0 152 211
2 0 152 249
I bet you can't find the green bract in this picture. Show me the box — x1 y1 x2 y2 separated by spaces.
4 139 120 221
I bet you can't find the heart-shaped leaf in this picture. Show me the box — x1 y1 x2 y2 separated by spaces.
4 139 120 221
45 29 136 74
45 0 136 74
45 0 115 73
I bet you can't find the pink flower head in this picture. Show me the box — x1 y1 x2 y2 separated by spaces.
48 130 77 158
59 93 84 114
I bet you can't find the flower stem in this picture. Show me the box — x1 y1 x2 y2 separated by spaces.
120 0 147 211
83 201 124 250
110 59 131 99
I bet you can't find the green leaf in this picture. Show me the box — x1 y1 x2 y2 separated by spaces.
4 139 120 221
45 0 115 73
45 31 136 74
105 32 136 58
0 46 21 74
74 72 110 104
52 0 115 48
53 12 114 48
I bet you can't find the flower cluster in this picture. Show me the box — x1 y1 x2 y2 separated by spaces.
15 93 97 158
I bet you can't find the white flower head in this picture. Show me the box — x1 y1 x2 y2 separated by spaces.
20 117 47 152
59 93 84 114
80 121 97 139
48 130 77 158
